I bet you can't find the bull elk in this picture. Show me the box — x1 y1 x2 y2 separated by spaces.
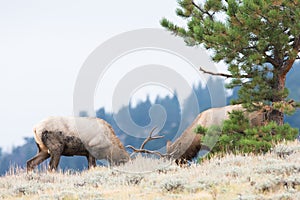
166 104 267 163
27 117 167 172
27 117 130 171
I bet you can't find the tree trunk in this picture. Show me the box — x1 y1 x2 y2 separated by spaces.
269 72 286 125
269 109 284 125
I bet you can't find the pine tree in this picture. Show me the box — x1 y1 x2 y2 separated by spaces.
161 0 300 125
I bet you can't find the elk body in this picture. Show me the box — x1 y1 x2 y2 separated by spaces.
27 117 129 171
166 104 267 163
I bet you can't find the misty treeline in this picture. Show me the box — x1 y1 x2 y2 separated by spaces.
1 65 300 175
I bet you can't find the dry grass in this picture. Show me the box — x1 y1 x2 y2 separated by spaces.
0 141 299 200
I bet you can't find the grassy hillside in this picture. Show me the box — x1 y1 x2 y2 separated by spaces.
0 141 299 200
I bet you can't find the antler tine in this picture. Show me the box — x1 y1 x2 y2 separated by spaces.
149 126 157 137
126 145 170 158
126 126 169 158
140 126 164 149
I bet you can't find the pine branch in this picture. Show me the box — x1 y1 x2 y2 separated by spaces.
199 66 253 79
199 66 254 79
192 1 214 21
282 35 300 75
199 66 233 78
265 55 280 67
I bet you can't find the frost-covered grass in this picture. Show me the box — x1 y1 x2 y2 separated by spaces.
0 141 299 200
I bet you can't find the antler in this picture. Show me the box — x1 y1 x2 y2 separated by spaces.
126 127 170 158
140 127 164 149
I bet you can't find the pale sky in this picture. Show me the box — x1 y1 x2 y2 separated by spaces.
0 0 182 151
0 0 226 152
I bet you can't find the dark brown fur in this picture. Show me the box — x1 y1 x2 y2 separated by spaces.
27 130 96 171
167 130 208 165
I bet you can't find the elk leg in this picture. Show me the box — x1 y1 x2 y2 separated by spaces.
48 149 63 171
27 151 50 172
87 154 96 169
47 143 65 171
42 131 64 171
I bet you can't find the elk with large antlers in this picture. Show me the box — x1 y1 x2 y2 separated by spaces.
166 104 268 163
